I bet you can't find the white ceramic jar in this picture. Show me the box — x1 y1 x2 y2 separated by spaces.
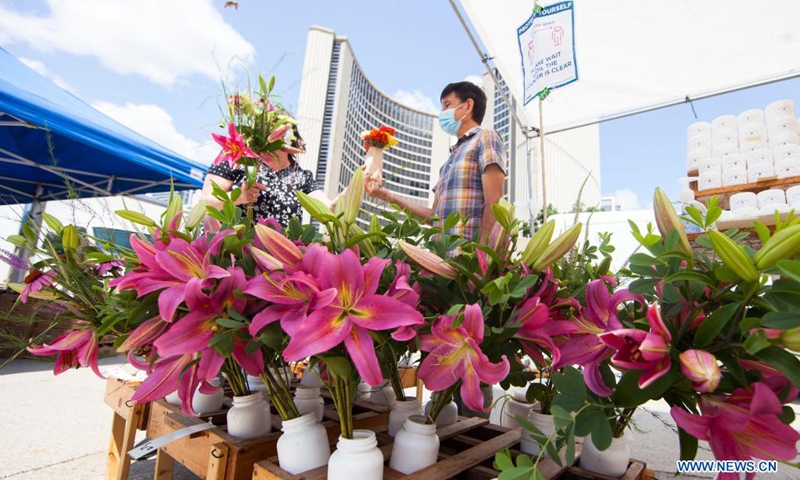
579 433 631 478
226 392 272 439
328 429 384 480
389 415 439 474
519 410 556 456
276 413 331 474
388 397 423 437
293 386 325 423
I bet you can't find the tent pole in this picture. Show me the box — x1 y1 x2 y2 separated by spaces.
539 99 547 224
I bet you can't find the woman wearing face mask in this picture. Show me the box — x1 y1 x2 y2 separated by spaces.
201 115 334 227
367 81 507 250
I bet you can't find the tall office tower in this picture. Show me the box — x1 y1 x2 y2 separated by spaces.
482 70 602 220
296 26 450 228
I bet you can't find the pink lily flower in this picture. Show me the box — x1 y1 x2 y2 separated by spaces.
117 316 168 358
282 249 424 386
512 294 578 367
254 223 303 270
418 304 510 412
738 359 799 403
244 271 336 336
268 123 293 143
671 383 800 478
553 279 646 396
599 305 672 389
679 349 721 393
211 122 257 167
387 262 423 342
154 267 247 357
20 269 55 303
28 329 104 378
94 259 125 276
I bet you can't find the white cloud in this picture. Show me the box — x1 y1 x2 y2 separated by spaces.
611 189 642 210
92 101 217 165
464 74 484 87
18 57 77 94
0 0 254 87
392 89 438 113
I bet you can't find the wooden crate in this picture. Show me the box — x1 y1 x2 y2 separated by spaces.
104 377 149 480
251 417 522 480
147 394 390 480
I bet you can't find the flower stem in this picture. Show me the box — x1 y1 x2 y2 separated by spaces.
613 407 636 438
427 384 458 424
223 359 250 397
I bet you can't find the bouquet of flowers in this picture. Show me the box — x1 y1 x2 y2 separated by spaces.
213 75 298 189
361 125 398 188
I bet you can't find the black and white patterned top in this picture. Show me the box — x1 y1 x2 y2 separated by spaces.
206 161 319 227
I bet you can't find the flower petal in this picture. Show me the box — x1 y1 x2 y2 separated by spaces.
344 326 383 386
282 306 351 362
349 295 424 331
154 312 214 357
670 406 712 441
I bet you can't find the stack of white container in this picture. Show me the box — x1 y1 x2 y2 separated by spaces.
687 99 800 191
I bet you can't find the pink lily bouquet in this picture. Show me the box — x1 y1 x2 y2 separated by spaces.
527 189 800 478
3 213 125 375
386 200 585 422
213 75 300 189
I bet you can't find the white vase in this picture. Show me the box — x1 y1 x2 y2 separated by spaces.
192 378 225 414
226 393 272 439
388 397 423 437
370 383 396 408
423 399 459 427
293 386 325 423
300 364 324 388
328 429 384 480
579 433 631 478
270 366 294 385
520 410 556 456
165 390 181 406
357 381 373 401
276 413 331 474
246 374 268 398
364 146 384 183
501 397 536 429
389 415 439 474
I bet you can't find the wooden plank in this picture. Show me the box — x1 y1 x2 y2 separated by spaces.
154 449 175 480
116 403 145 480
106 412 126 480
207 443 229 480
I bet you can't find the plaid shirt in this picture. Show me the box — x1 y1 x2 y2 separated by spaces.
433 126 508 246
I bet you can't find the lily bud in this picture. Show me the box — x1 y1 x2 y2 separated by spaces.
186 200 207 230
267 123 292 143
62 225 79 251
254 224 302 268
297 191 332 221
781 326 800 353
251 247 283 272
520 220 555 266
679 349 721 393
398 241 457 280
340 167 364 226
532 223 582 273
754 224 800 270
706 229 759 283
653 188 693 258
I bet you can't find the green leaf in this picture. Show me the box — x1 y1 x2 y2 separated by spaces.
574 408 604 437
549 404 574 430
754 346 800 388
258 327 284 350
494 450 514 471
268 75 276 94
41 213 64 233
215 317 246 329
321 356 352 380
445 304 464 316
258 74 268 94
744 331 772 355
753 221 771 244
678 427 699 461
444 211 460 230
498 467 535 480
510 274 539 298
714 265 740 283
22 221 36 243
611 367 677 408
761 312 800 329
663 271 715 287
345 232 387 248
6 234 26 247
565 423 576 464
116 210 157 227
778 405 796 424
492 203 512 230
777 260 800 282
684 205 704 228
209 331 234 356
628 253 658 266
590 415 613 451
705 206 722 228
694 302 740 348
516 416 548 444
627 278 660 295
552 366 587 401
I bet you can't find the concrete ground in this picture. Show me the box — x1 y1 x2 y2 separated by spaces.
1 356 798 480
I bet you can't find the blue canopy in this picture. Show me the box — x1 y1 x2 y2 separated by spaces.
0 47 206 205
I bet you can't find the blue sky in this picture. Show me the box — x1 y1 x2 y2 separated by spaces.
1 0 799 210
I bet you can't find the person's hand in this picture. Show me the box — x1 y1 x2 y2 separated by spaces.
234 183 266 205
365 174 393 202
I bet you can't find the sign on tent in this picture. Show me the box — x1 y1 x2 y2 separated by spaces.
517 1 578 104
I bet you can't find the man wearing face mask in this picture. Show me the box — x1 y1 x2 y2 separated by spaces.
367 81 507 252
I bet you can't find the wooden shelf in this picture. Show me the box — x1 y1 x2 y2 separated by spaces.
691 175 800 209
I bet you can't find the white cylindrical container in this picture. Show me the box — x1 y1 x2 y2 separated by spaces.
579 433 631 478
737 109 764 126
712 129 738 147
370 383 396 408
357 381 373 401
226 393 272 439
687 121 711 137
423 399 459 427
165 390 181 406
389 415 440 474
520 410 556 456
300 364 324 388
247 374 268 398
388 397 423 437
192 378 225 414
686 136 712 153
501 397 537 429
711 114 737 133
765 99 795 123
276 413 331 474
293 386 325 423
328 430 384 480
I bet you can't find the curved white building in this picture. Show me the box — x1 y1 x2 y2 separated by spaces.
296 26 450 228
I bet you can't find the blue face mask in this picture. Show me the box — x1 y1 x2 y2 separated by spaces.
438 102 466 136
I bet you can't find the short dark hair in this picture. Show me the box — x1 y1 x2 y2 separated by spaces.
440 82 487 124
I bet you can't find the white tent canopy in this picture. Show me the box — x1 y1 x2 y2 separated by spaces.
458 0 800 133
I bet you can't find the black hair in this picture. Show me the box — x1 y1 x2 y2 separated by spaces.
440 82 487 124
